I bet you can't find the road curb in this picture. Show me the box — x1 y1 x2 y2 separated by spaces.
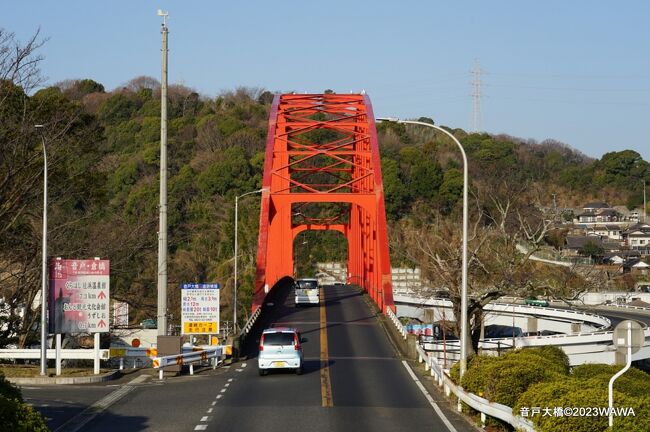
8 370 121 385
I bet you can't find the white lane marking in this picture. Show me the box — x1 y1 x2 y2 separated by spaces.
241 363 247 368
228 378 233 382
53 374 150 432
401 361 458 432
236 369 243 372
224 383 230 387
220 388 226 393
211 401 217 406
216 395 223 399
207 408 213 413
194 425 207 431
200 416 212 421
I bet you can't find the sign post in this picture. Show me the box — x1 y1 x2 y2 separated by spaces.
608 319 643 427
49 258 110 375
181 283 220 337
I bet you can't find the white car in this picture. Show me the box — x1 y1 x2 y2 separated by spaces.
258 327 303 375
294 278 320 306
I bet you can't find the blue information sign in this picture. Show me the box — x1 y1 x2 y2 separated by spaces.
180 282 221 334
181 283 221 290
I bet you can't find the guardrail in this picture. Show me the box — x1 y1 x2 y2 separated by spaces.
152 346 225 380
394 295 612 328
108 346 158 370
415 343 535 432
386 308 406 339
598 303 650 312
0 348 110 376
418 326 650 366
0 348 110 360
241 307 262 337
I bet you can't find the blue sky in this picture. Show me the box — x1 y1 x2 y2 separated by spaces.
5 1 650 160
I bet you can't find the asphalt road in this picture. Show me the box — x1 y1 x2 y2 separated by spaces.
24 284 472 432
584 306 650 327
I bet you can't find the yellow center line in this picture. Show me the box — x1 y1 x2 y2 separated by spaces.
320 286 333 407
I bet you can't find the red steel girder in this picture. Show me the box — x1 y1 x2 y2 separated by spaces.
253 94 395 314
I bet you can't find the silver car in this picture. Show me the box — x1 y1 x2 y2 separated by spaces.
294 278 320 306
258 327 303 376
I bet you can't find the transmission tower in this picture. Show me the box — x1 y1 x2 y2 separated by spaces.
471 59 483 132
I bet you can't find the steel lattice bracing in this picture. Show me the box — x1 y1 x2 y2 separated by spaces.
253 94 395 313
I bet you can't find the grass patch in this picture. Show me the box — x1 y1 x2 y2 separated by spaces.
0 365 110 377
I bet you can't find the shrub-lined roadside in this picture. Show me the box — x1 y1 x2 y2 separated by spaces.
0 372 48 432
449 347 649 431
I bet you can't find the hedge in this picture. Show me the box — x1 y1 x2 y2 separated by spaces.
0 373 48 432
459 346 569 407
515 378 649 432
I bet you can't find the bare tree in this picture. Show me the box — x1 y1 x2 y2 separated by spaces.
392 184 554 355
0 28 47 94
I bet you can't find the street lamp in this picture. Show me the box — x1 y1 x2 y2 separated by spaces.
376 118 470 378
35 124 48 376
234 188 266 332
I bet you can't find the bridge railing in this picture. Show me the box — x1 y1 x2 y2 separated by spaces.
386 308 406 339
415 342 535 432
241 307 262 337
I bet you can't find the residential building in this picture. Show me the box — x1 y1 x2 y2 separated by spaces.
589 224 623 240
622 222 650 250
575 202 623 224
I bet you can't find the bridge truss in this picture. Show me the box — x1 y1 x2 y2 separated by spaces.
253 93 395 313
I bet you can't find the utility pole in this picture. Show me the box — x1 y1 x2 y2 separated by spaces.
471 59 482 133
35 124 48 375
157 10 169 336
643 179 646 223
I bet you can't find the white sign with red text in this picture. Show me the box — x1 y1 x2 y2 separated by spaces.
49 259 110 334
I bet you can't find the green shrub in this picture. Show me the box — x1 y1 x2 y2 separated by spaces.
457 355 500 395
459 347 568 407
571 364 650 398
481 359 562 407
0 374 48 432
500 346 570 375
0 372 22 401
515 379 649 432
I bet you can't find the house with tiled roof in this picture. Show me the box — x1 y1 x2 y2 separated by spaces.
589 224 623 240
622 222 650 250
575 202 623 224
564 235 622 256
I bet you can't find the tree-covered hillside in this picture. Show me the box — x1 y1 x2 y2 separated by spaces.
1 30 649 346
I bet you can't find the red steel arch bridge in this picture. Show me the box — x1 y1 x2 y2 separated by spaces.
253 93 395 314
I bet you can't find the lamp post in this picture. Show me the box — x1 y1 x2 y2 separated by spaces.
35 124 48 376
376 118 470 378
234 188 265 332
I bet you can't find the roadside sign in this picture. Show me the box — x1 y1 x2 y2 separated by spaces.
181 283 220 335
613 320 644 355
49 258 110 334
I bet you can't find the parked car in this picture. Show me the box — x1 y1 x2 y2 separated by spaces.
140 318 157 329
524 297 549 307
258 327 303 376
294 278 320 306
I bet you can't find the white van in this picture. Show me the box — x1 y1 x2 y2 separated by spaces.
294 278 320 306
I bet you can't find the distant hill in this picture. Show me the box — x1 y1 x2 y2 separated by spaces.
1 76 648 345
